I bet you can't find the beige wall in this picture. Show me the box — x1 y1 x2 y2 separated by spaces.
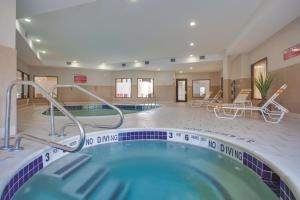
248 17 300 72
18 63 224 103
18 64 177 103
248 16 300 113
0 0 16 136
227 16 300 113
175 72 221 101
17 58 31 75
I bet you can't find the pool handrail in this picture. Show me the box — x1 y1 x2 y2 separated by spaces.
49 84 124 136
0 80 86 152
143 94 157 110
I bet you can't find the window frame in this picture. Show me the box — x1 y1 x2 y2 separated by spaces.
137 78 154 98
115 78 132 98
17 70 30 99
251 57 268 100
33 75 59 99
192 79 211 98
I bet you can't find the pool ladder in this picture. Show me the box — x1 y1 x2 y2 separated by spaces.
142 95 157 110
0 81 124 152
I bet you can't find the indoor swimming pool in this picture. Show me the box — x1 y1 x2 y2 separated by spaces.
13 141 277 200
42 104 159 117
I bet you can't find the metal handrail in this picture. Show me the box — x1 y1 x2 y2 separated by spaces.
0 81 86 152
143 95 157 110
49 85 124 136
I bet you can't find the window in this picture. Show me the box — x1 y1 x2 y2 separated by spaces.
192 80 210 98
16 70 23 99
251 58 267 99
34 76 58 98
137 78 154 98
116 78 131 98
23 73 30 98
16 70 30 99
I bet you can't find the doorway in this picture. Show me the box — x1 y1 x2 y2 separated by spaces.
176 79 187 102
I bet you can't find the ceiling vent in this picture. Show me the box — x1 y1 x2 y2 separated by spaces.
170 58 176 62
122 63 127 67
199 56 206 60
145 61 150 65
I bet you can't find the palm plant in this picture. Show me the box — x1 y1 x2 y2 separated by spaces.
254 73 273 101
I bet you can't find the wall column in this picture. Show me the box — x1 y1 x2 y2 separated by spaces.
222 55 231 103
0 0 17 137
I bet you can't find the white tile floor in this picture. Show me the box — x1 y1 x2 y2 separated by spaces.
1 103 300 196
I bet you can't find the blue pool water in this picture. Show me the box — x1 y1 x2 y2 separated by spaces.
13 141 277 200
43 104 159 116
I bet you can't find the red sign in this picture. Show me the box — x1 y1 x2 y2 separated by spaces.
74 75 87 83
283 43 300 61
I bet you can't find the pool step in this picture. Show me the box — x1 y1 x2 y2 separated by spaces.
62 164 109 200
95 179 130 200
41 153 91 180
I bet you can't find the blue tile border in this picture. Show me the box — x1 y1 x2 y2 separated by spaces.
243 152 296 200
281 180 296 200
0 156 43 200
118 131 167 141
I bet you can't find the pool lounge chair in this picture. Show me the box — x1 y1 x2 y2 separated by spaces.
207 89 251 112
191 90 222 107
190 92 211 107
213 84 288 123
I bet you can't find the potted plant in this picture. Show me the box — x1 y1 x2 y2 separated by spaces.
254 73 273 106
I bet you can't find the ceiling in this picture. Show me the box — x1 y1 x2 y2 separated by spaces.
16 0 300 72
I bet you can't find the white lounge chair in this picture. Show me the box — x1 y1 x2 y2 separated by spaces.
213 84 288 123
190 92 211 107
207 89 251 112
191 90 222 107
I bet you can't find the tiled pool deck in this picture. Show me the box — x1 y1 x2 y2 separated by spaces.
1 103 300 198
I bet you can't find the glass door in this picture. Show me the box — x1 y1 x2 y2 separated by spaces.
176 79 187 102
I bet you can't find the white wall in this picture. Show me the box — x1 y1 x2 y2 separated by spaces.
0 0 16 48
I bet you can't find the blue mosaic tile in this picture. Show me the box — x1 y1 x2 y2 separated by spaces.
280 180 296 200
0 156 43 200
243 152 296 200
118 131 167 142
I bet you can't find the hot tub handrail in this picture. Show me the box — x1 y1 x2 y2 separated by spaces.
0 80 86 152
49 84 124 136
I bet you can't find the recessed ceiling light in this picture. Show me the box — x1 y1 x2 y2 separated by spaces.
179 71 183 73
98 63 107 69
190 42 195 46
130 0 138 2
134 62 142 67
35 39 41 43
40 50 46 54
189 67 193 70
157 68 161 71
189 54 194 57
190 21 196 27
24 18 31 23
